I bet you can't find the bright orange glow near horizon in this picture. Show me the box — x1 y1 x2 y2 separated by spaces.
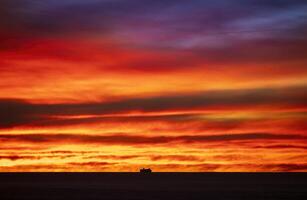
0 0 307 172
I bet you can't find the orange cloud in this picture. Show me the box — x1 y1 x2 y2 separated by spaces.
1 0 307 172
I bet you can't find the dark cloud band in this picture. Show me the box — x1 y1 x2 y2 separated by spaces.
0 133 305 145
1 86 306 128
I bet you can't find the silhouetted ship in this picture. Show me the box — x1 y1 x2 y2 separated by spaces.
140 168 152 174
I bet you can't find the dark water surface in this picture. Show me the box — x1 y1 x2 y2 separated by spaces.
0 173 306 200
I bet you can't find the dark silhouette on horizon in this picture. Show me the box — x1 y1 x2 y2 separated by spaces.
140 168 152 174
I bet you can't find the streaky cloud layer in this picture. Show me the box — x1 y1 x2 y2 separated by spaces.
0 0 306 171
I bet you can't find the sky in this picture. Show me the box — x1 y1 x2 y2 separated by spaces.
0 0 307 172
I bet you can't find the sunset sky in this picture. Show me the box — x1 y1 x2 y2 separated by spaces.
0 0 307 172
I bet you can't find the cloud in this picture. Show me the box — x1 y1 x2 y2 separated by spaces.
0 133 305 146
0 146 45 151
0 86 306 128
67 161 112 167
0 154 74 161
1 0 306 69
0 99 40 128
253 144 307 150
85 155 141 160
150 155 204 162
256 163 307 172
193 38 307 64
86 154 204 162
0 155 38 161
1 162 306 172
1 0 306 173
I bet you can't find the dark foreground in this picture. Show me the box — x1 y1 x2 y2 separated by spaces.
0 173 306 200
